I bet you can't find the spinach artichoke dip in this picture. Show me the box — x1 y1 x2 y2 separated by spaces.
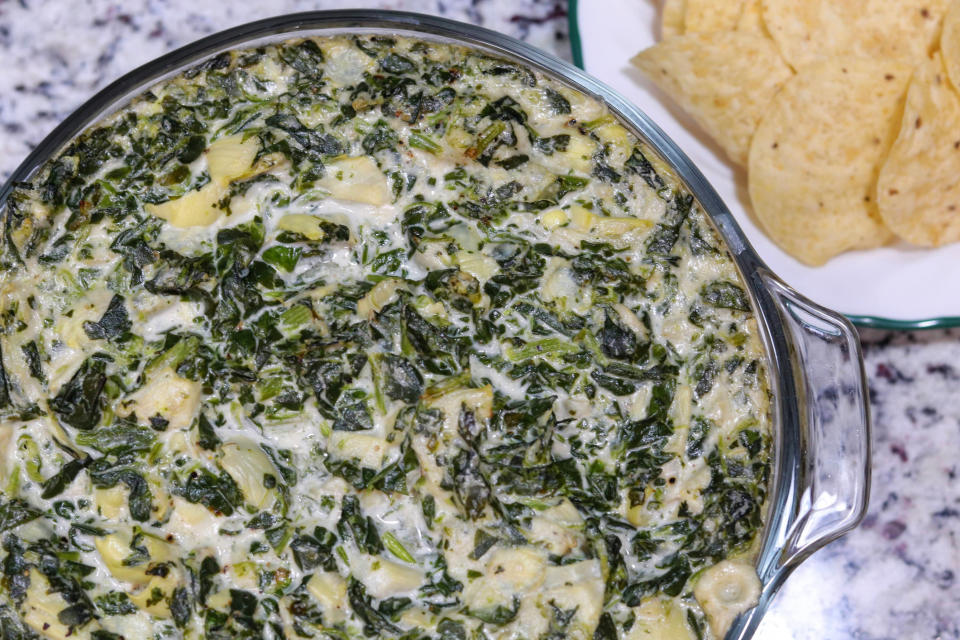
0 35 771 640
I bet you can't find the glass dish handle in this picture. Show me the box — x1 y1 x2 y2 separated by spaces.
765 274 872 567
728 275 871 640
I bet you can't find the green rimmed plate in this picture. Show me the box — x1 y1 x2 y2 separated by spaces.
568 0 960 330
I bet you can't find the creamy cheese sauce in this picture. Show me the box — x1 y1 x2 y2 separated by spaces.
0 35 770 640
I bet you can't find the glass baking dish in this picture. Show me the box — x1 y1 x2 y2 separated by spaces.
0 11 871 639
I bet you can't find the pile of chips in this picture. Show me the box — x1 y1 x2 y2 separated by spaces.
632 0 960 265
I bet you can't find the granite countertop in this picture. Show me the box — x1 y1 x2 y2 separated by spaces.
1 1 957 638
759 327 960 640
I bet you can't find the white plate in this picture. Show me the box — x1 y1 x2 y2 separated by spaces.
570 0 960 328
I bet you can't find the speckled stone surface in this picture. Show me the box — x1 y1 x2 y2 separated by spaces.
757 328 960 640
1 1 958 638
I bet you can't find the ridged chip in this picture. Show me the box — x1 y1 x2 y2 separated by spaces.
683 0 744 33
877 53 960 246
748 58 910 265
661 0 687 38
632 31 793 166
762 0 947 70
942 0 960 91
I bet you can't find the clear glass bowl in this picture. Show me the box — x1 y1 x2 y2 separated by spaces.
0 11 872 639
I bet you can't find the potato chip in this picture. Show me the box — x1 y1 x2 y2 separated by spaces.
661 0 687 39
748 58 909 265
736 0 766 32
762 0 947 70
877 53 960 246
683 0 744 33
941 0 960 91
632 32 793 165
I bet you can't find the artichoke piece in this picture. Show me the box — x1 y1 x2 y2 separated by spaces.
455 251 500 284
632 597 697 640
693 559 761 637
129 572 182 618
328 432 393 469
357 278 405 317
206 134 261 185
320 156 391 206
569 205 653 236
145 183 222 228
364 560 424 599
277 213 328 241
120 368 202 430
307 572 348 621
148 135 282 228
220 439 280 510
94 529 175 585
94 485 127 519
558 134 595 173
538 208 569 230
542 560 605 634
22 572 94 640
